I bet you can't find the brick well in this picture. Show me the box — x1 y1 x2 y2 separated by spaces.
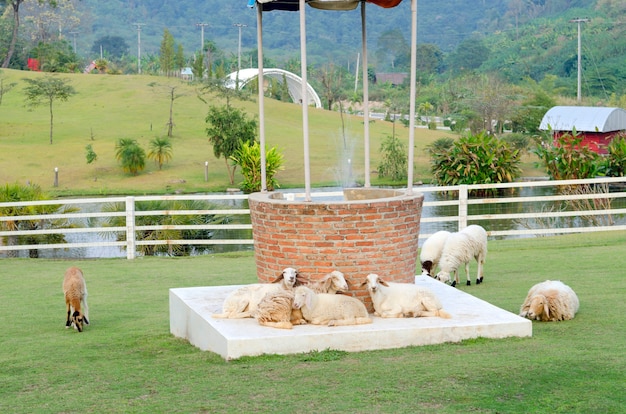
248 188 424 311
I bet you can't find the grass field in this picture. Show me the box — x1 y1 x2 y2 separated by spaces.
1 231 624 413
0 69 544 196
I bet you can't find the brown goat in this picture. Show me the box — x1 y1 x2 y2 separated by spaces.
63 267 90 332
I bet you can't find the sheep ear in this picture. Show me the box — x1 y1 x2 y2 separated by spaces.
359 280 367 287
544 302 550 319
269 276 282 283
379 278 390 287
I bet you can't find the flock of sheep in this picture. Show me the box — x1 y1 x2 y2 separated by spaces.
61 224 579 333
420 224 580 322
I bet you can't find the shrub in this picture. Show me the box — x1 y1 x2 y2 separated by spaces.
427 131 521 192
533 130 600 180
600 134 626 177
231 141 284 193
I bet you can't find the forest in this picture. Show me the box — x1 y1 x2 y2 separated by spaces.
1 0 626 120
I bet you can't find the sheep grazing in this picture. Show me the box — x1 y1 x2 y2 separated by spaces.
63 266 90 332
254 289 296 330
292 286 372 327
436 225 487 287
519 280 580 322
420 230 451 276
361 273 451 319
212 267 298 319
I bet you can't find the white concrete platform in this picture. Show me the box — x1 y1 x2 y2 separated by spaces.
169 276 532 360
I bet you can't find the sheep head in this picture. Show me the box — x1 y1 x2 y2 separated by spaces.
271 267 298 288
360 273 389 293
328 270 349 293
435 271 451 284
292 286 313 310
527 294 549 320
421 260 434 276
69 311 86 332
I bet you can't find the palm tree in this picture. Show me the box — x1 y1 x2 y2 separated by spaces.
147 136 173 170
115 138 146 175
0 183 77 258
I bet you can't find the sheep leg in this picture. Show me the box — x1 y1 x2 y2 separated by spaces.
82 298 90 325
464 261 471 286
476 253 484 284
65 302 72 328
258 320 293 330
328 317 372 326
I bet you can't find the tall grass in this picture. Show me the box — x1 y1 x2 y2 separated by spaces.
1 232 624 413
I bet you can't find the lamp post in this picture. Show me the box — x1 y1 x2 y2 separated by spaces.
204 161 209 182
133 23 145 74
54 167 58 187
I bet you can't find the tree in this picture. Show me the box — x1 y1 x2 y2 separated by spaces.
147 136 173 170
378 134 408 182
1 1 73 68
115 138 145 175
23 75 76 144
148 82 187 137
205 104 257 185
85 144 97 181
159 29 175 77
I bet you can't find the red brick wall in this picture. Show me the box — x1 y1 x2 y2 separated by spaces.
248 190 424 311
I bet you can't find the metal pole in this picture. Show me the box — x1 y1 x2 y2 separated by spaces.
407 0 418 194
256 7 267 192
361 2 370 188
299 0 311 201
204 161 208 182
54 167 58 187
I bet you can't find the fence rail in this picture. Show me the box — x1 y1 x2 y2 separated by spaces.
1 177 625 259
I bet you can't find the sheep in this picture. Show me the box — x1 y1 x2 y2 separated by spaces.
360 273 451 319
292 285 372 327
254 289 296 330
300 270 349 294
212 267 298 319
63 266 90 332
419 230 451 276
519 280 579 322
436 225 487 287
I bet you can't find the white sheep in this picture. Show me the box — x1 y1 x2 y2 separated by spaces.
299 270 349 294
419 230 451 276
254 289 296 329
63 266 90 332
212 267 298 319
436 225 487 287
292 286 372 327
519 280 579 322
360 273 451 319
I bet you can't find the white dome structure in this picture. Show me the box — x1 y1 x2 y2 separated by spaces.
224 68 322 109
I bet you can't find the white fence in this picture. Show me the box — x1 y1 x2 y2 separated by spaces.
1 177 625 259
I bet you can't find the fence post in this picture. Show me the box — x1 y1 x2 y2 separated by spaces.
125 196 136 260
458 185 468 231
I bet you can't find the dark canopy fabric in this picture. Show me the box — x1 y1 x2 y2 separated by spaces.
248 0 403 12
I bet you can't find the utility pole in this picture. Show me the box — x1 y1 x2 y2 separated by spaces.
233 23 247 73
69 31 78 54
196 23 209 52
570 17 589 103
133 23 145 74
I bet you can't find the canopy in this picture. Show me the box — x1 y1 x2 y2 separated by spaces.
248 0 403 11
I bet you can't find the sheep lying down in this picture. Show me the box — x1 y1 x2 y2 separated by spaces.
212 267 298 319
519 280 579 322
292 286 372 327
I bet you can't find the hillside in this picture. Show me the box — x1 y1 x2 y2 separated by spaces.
0 68 458 195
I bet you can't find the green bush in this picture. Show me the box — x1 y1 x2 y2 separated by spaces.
502 133 530 153
231 141 284 193
427 131 521 192
428 121 437 130
600 134 626 177
533 130 601 180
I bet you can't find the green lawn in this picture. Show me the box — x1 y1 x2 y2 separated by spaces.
0 69 543 196
1 232 624 413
